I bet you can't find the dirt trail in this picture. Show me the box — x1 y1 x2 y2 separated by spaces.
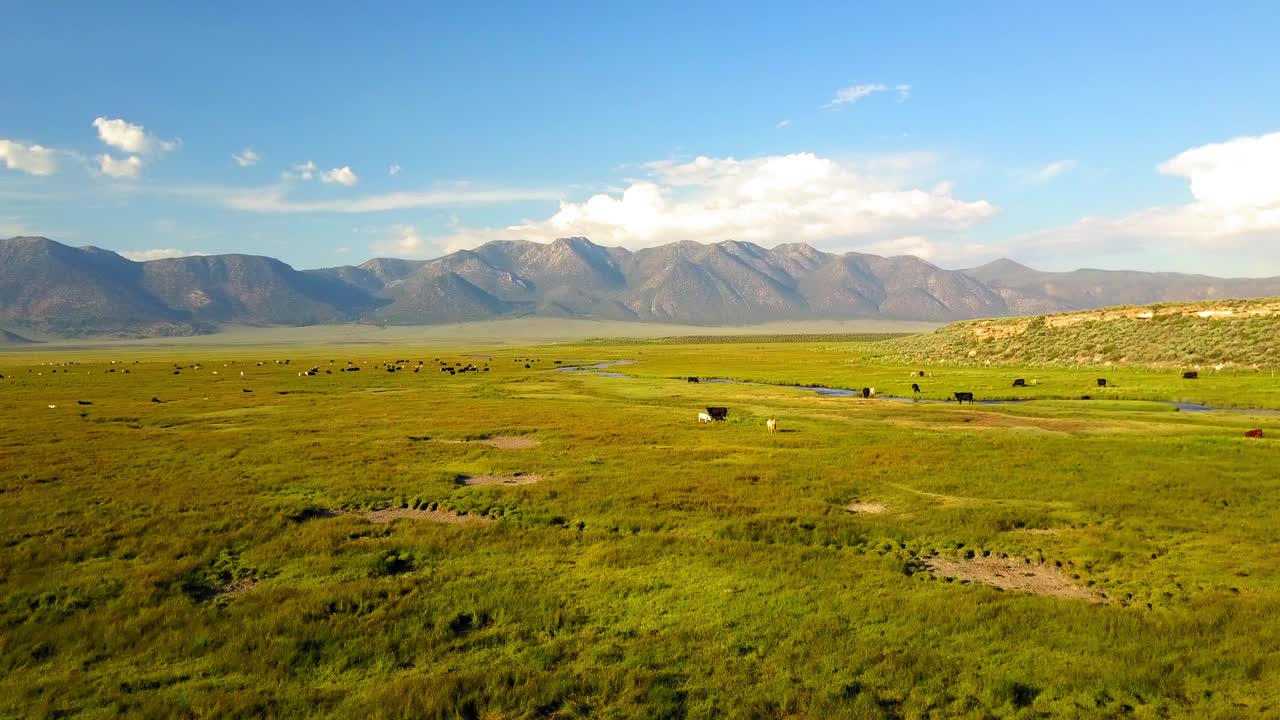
926 556 1100 602
461 473 543 487
845 502 886 514
361 507 493 525
472 436 540 449
411 435 542 449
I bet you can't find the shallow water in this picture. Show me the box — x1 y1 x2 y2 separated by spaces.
558 363 1278 414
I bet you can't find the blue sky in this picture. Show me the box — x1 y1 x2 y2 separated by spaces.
3 1 1279 276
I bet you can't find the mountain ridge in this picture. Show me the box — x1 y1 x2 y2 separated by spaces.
3 235 1280 337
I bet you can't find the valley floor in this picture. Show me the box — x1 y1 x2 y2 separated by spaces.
1 338 1278 718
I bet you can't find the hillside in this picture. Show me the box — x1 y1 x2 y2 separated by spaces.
0 237 383 337
891 298 1280 367
5 235 1280 336
0 329 40 345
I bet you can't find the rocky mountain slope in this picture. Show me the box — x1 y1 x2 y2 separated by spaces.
4 235 1280 337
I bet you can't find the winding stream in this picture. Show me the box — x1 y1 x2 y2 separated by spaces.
553 361 1278 415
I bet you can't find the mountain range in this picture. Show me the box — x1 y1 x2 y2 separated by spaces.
3 235 1279 337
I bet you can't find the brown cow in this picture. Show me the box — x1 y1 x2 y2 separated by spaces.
1245 429 1264 439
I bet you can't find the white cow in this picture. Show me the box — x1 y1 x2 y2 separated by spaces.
698 412 713 423
766 417 777 433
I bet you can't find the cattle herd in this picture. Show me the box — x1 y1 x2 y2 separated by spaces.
4 358 1269 440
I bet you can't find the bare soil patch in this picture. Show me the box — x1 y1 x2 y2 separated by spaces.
845 502 886 514
360 507 493 525
215 578 259 598
415 435 542 449
473 436 540 449
926 556 1099 602
461 473 543 487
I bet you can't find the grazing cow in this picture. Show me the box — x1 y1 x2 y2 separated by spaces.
483 368 490 372
698 412 713 423
766 417 777 434
348 367 360 372
77 400 93 406
242 389 253 393
1012 378 1026 388
151 397 163 403
525 364 531 369
912 383 921 394
688 377 700 383
1097 378 1108 388
1245 429 1264 439
1182 371 1199 379
861 387 871 399
706 406 729 421
954 391 975 404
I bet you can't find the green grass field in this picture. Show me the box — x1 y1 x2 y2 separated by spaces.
2 335 1278 718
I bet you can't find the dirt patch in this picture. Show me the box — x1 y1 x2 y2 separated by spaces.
418 435 542 449
461 473 543 487
925 556 1099 602
845 502 886 514
473 436 540 449
1016 528 1062 536
215 578 259 598
360 507 493 525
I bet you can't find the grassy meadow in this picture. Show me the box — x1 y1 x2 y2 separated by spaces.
1 334 1279 718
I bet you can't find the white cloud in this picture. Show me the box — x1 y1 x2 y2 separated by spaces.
0 140 59 176
430 152 997 253
321 166 359 186
119 248 207 261
776 119 791 129
388 163 401 176
282 161 358 186
895 84 912 102
97 154 143 179
283 160 317 181
232 148 260 167
1022 130 1280 253
851 235 994 266
823 83 887 109
92 117 177 154
370 224 427 256
1029 159 1076 184
173 183 558 214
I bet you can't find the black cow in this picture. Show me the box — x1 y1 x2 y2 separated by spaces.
243 389 253 393
954 392 975 404
151 397 164 403
77 400 93 406
688 377 700 383
1097 378 1108 388
861 387 872 399
1012 378 1026 387
912 383 921 394
348 367 360 372
525 364 531 369
706 406 728 421
1182 371 1198 379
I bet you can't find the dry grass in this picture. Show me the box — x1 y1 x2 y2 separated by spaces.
359 507 494 525
460 473 543 487
926 556 1101 602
